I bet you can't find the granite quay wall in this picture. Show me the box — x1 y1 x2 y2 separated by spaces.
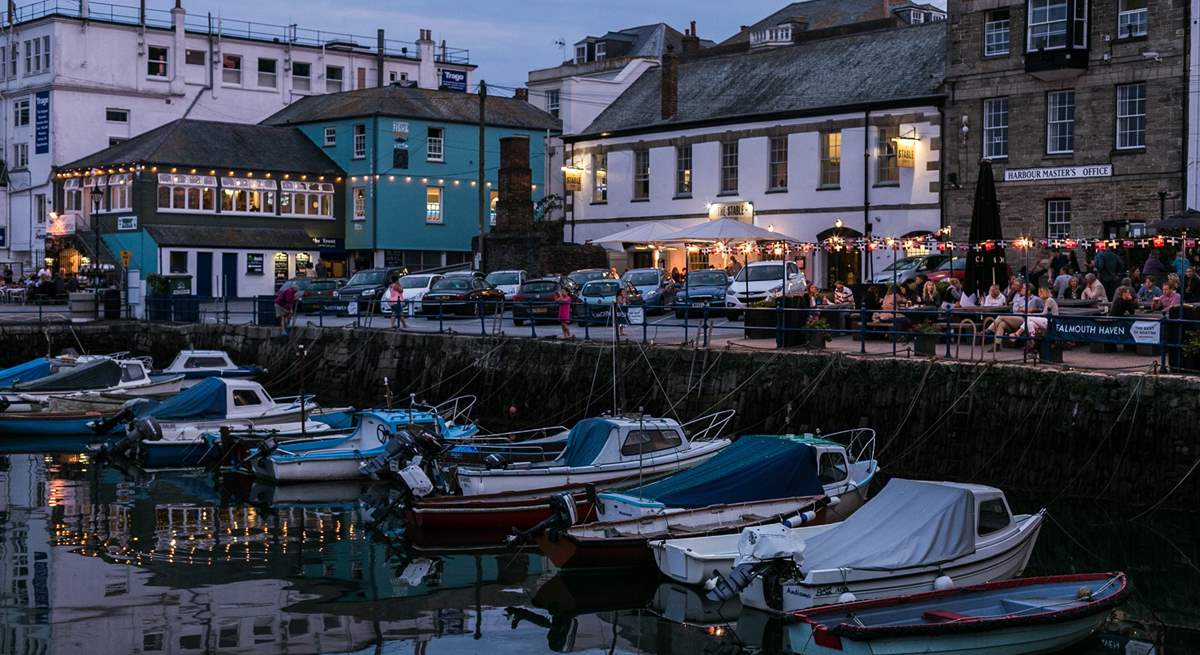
2 322 1197 509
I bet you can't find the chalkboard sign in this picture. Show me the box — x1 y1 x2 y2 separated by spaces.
384 250 404 267
246 253 264 275
274 253 289 281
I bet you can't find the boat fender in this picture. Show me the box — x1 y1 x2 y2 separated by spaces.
1076 586 1093 600
837 592 857 604
933 575 955 591
782 510 817 528
827 495 841 507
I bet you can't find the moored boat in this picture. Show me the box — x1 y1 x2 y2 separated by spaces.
786 572 1130 655
153 350 265 383
0 357 182 413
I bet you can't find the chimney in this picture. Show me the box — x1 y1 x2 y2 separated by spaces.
681 21 701 55
514 87 529 102
376 29 385 88
170 0 185 95
416 28 437 90
80 0 89 19
661 45 678 120
883 0 891 19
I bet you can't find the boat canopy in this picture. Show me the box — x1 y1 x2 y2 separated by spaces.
145 378 230 420
800 479 977 573
13 359 121 392
615 436 822 508
0 358 51 388
560 418 619 467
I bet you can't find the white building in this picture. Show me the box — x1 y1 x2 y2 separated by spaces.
0 0 473 272
563 21 946 287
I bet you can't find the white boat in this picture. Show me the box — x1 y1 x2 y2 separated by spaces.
454 412 734 497
717 479 1045 613
0 357 182 412
154 350 264 385
648 429 877 585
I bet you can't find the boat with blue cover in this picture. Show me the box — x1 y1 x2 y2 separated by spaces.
0 358 53 388
0 357 186 413
248 407 480 483
787 571 1129 655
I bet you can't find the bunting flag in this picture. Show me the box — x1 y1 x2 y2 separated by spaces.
676 235 1194 257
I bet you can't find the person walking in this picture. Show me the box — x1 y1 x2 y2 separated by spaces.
554 286 573 339
384 275 407 329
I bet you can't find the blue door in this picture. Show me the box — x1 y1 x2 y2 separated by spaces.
222 253 238 298
196 252 213 298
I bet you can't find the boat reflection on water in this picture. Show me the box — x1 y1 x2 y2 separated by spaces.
0 453 1196 654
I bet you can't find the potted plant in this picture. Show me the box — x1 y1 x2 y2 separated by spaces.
1180 333 1200 371
805 318 832 349
913 321 941 356
743 298 779 340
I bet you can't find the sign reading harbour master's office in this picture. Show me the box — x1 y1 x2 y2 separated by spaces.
1003 164 1113 183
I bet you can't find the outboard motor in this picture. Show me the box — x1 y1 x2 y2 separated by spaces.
506 491 579 546
483 453 506 469
360 430 415 480
99 417 163 461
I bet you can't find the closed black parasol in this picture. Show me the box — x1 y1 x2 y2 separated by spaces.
963 161 1009 297
1153 209 1200 234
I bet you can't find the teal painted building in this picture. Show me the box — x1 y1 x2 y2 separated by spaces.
263 86 560 271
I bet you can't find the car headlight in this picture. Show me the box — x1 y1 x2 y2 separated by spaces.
769 285 783 294
726 288 736 296
361 289 375 297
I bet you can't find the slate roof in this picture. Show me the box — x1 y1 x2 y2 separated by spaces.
145 224 321 250
261 85 561 131
583 23 715 58
722 0 896 46
578 22 945 139
61 119 342 175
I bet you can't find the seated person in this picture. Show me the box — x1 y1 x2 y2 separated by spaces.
981 284 1007 307
1153 280 1182 315
1109 285 1137 317
1014 287 1060 337
1062 275 1084 299
1136 277 1163 304
917 281 940 308
1183 267 1200 303
831 281 855 306
940 278 964 310
872 285 912 332
1081 273 1107 301
990 283 1044 339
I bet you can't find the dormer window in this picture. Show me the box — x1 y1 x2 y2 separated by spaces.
749 24 793 48
1027 0 1088 52
594 42 606 61
574 44 587 64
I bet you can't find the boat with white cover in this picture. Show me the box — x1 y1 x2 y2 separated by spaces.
714 479 1045 613
0 357 183 414
454 412 732 497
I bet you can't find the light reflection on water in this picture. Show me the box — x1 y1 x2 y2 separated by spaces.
0 453 1196 654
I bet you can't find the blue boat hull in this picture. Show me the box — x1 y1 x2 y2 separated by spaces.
0 415 106 438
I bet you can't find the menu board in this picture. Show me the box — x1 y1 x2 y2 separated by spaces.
274 253 289 282
246 253 264 276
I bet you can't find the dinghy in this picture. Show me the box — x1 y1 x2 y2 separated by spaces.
710 479 1045 614
787 572 1129 655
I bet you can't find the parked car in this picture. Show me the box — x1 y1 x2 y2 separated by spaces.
575 279 642 326
870 254 948 285
565 268 613 294
511 278 577 325
485 270 527 301
333 267 408 314
420 277 504 317
926 257 966 283
278 277 345 313
443 270 486 280
381 273 444 316
621 268 677 314
730 261 806 305
674 269 745 319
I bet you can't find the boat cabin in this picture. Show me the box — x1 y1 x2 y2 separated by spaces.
940 481 1016 541
116 359 149 386
555 416 692 469
163 350 238 372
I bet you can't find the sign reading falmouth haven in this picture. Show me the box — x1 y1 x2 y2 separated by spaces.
1003 164 1113 183
1050 316 1161 346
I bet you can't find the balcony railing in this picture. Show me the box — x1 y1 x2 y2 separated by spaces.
0 0 470 64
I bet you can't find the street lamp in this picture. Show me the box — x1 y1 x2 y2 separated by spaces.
90 185 104 288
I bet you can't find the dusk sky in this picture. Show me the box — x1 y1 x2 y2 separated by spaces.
178 0 947 96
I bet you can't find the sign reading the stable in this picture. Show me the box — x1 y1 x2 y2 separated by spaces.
1049 316 1161 345
708 201 753 224
1003 164 1113 183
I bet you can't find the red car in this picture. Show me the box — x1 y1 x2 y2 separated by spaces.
926 257 966 282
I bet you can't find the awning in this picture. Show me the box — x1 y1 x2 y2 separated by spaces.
663 218 801 243
144 225 327 251
589 220 705 249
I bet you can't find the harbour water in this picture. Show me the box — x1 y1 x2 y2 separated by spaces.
0 453 1195 654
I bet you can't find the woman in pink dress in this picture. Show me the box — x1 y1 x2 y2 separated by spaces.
554 287 573 339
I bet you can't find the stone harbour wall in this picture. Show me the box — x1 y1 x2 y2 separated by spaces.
2 322 1197 509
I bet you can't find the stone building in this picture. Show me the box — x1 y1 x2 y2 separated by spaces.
943 0 1186 244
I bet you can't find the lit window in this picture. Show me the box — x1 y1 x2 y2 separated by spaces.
720 141 738 194
489 190 499 225
326 66 344 92
353 124 366 159
323 126 336 147
1116 83 1146 150
876 126 899 185
632 148 650 200
984 10 1010 56
983 97 1009 160
156 174 218 212
675 145 692 196
147 46 169 78
293 62 311 91
257 58 277 88
427 127 444 162
353 187 366 220
1046 199 1071 239
1118 0 1147 39
1047 90 1075 154
819 131 841 188
425 186 443 223
768 135 788 191
280 181 335 218
222 54 242 85
592 151 607 202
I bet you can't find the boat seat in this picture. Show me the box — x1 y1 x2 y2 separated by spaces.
1001 598 1059 614
921 609 971 623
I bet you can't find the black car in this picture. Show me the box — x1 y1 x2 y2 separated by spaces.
332 267 408 314
564 268 613 294
675 269 742 319
510 278 577 325
420 277 505 317
277 277 346 313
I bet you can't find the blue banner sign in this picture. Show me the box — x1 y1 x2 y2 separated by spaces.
1049 316 1161 345
439 69 467 92
34 91 50 154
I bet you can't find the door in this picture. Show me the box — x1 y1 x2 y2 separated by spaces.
196 252 213 298
826 249 861 288
222 253 239 298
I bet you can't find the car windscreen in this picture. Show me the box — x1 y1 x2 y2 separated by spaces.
735 265 784 282
432 279 470 291
399 276 432 289
521 281 558 294
688 271 728 286
937 259 965 271
486 272 521 286
570 271 606 285
582 281 620 297
346 271 386 286
625 271 661 286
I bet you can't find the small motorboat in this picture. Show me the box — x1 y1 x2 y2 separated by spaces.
529 431 878 571
787 572 1130 655
454 412 733 497
249 408 479 483
0 357 185 413
709 479 1045 614
0 358 54 387
153 350 264 384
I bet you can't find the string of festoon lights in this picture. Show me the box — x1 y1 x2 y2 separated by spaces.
680 234 1194 258
52 164 536 191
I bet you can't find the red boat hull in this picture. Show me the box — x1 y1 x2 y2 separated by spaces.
406 490 595 532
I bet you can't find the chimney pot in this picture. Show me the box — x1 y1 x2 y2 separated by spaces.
514 87 529 102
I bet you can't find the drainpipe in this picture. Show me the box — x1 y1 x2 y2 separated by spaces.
376 29 385 88
863 108 872 284
371 114 380 266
